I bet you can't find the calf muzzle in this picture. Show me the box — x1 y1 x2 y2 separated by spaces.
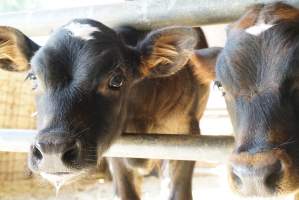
30 132 81 173
228 150 290 196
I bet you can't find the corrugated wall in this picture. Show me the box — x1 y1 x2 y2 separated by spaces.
0 69 35 183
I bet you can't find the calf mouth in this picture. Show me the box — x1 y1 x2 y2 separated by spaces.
40 171 86 189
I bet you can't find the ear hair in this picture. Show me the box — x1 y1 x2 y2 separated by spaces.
0 37 28 71
140 39 182 76
139 26 197 78
0 26 39 72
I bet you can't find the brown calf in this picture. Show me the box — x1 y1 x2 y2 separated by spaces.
193 2 299 198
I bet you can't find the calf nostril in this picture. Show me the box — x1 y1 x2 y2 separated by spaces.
62 141 80 165
32 145 43 162
264 161 283 191
231 169 243 188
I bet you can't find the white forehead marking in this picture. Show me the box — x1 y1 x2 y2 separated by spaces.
64 22 100 40
245 23 274 36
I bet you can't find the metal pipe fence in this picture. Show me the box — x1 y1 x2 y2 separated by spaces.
0 129 234 162
1 0 299 37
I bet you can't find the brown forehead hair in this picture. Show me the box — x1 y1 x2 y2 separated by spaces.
229 2 299 31
216 2 299 153
218 2 299 98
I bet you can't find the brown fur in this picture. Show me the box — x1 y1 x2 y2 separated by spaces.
140 28 196 78
0 27 29 71
261 2 299 23
230 150 290 169
230 2 299 31
189 48 221 84
127 65 210 135
190 55 214 84
112 63 210 199
109 28 210 200
218 2 299 197
230 4 264 30
140 39 179 76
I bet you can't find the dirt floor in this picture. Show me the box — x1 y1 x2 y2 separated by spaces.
0 167 237 200
0 165 295 200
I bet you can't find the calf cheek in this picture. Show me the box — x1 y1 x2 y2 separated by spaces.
224 98 239 135
35 96 51 130
92 96 128 156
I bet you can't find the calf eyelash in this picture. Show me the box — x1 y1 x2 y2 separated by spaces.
214 81 226 96
25 72 38 90
31 112 38 118
25 72 37 81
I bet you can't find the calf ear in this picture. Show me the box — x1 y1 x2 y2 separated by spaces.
190 47 223 84
138 26 197 78
0 26 39 71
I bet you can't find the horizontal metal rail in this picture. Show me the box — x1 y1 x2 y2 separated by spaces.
0 129 234 162
1 0 299 36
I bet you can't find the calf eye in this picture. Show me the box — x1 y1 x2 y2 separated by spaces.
109 73 124 89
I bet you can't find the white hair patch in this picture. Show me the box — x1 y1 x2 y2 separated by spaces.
245 23 274 36
64 22 100 40
112 196 121 200
160 161 171 200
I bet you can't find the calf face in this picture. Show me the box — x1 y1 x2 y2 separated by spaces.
0 19 197 183
216 2 299 197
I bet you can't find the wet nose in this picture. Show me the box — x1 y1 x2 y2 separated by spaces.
30 135 81 172
229 154 283 196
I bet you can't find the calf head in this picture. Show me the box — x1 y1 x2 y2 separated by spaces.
0 19 197 184
216 2 299 197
